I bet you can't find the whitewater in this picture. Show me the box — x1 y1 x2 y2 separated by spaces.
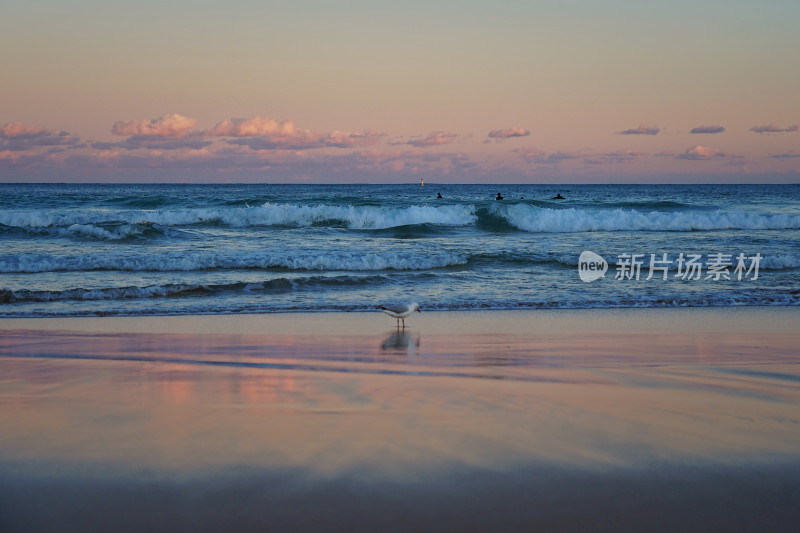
1 183 798 316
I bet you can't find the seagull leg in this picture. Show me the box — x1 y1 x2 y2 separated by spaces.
402 317 405 329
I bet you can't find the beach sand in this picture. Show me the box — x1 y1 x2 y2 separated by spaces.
1 307 800 532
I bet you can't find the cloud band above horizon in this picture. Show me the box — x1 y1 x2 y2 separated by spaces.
2 113 799 183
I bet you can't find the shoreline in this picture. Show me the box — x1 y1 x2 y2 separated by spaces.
2 305 798 335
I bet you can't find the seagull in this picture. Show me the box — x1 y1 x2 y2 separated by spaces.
378 302 421 328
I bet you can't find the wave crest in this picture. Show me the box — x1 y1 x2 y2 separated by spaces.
4 202 800 234
0 203 477 231
0 250 467 273
495 204 800 233
0 275 391 304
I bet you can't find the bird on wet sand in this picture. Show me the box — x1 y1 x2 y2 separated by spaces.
378 302 420 328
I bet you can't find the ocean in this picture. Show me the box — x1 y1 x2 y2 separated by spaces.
1 183 798 318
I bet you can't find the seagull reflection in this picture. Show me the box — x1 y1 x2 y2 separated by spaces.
380 330 421 356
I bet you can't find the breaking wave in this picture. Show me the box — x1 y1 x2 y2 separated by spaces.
0 203 477 231
3 203 800 237
494 204 800 233
3 249 795 275
2 184 799 318
544 252 800 271
0 275 390 304
0 250 468 273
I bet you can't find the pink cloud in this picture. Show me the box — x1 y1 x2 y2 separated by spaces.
676 145 725 160
49 146 474 180
208 117 297 137
619 123 660 135
605 150 646 158
92 136 212 151
584 151 647 164
407 131 458 147
328 149 473 176
9 113 800 183
0 150 26 163
514 148 578 164
325 130 384 148
0 147 73 168
212 116 383 150
112 113 198 137
0 122 82 151
488 127 530 139
225 131 382 151
1 122 46 138
749 123 798 134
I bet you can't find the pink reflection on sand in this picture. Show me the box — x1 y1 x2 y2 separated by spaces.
1 310 800 478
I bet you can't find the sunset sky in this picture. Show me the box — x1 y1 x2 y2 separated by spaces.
2 0 799 183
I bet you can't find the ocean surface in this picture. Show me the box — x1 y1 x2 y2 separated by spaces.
1 183 798 317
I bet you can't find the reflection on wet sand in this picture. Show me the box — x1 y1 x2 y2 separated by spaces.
380 330 420 355
1 309 800 532
2 324 799 471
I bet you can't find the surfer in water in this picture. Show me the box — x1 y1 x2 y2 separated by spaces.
437 193 443 199
496 192 504 200
552 193 565 200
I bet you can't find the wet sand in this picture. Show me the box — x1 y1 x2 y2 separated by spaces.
1 308 800 532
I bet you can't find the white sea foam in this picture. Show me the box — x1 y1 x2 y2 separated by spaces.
213 203 478 228
0 250 468 273
0 284 194 303
444 292 800 310
0 204 477 230
4 203 799 233
496 204 800 232
761 254 800 270
3 184 798 319
0 211 66 228
549 252 800 270
60 224 152 240
1 249 795 274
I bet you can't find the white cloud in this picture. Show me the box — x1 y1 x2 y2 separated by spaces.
407 131 458 147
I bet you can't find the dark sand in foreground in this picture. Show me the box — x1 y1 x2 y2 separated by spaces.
2 308 800 532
